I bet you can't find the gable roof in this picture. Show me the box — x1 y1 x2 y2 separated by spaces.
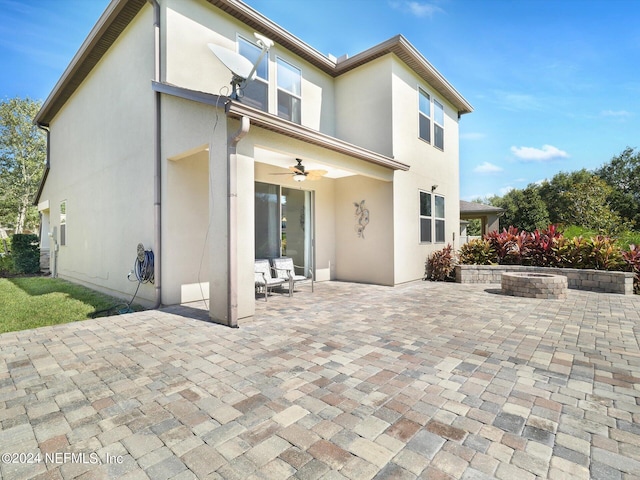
36 0 472 125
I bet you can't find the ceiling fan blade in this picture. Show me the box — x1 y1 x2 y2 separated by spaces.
269 172 294 175
288 166 304 174
306 170 328 180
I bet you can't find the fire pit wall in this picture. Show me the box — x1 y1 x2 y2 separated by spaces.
501 272 568 299
456 265 635 295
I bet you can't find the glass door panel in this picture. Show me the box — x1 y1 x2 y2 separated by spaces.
281 188 311 272
255 182 280 259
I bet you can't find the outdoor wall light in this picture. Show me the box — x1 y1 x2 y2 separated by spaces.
431 184 438 191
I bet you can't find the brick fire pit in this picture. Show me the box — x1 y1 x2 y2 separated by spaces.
501 272 568 299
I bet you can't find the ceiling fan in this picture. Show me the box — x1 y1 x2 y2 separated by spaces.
271 159 328 182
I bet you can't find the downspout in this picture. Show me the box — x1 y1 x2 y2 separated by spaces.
36 123 54 277
148 0 162 308
226 113 250 327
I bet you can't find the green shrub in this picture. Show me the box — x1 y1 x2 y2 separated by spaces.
587 235 626 270
11 234 40 274
459 239 496 265
0 254 16 277
425 244 456 281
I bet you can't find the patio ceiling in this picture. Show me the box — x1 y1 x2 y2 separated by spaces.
254 147 356 179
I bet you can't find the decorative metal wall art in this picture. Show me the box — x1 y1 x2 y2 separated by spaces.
354 200 369 238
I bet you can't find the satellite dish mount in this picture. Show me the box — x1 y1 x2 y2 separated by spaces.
208 32 274 100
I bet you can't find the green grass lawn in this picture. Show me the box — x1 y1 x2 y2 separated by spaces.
0 277 135 334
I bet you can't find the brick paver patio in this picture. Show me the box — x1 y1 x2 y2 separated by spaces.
1 281 640 479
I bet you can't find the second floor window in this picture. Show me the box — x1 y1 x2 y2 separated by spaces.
434 99 444 150
419 89 431 143
277 58 301 124
238 37 268 111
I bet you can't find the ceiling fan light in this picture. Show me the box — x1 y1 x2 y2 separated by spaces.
293 173 306 182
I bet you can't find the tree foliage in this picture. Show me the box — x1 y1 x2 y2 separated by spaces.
561 175 627 236
538 169 592 225
486 148 640 237
0 97 46 233
595 147 640 227
490 185 549 232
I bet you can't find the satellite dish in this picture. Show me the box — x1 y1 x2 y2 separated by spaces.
207 32 273 100
207 43 256 82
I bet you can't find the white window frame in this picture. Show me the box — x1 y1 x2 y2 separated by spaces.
419 190 432 243
418 88 431 144
276 57 302 124
237 35 269 111
60 200 67 246
434 99 444 151
434 194 445 243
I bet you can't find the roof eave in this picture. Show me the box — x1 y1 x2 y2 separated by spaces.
226 101 409 172
35 0 147 125
336 35 473 115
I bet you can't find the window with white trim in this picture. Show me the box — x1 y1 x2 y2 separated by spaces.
277 58 301 124
60 200 67 246
238 37 268 111
419 191 432 243
434 194 445 242
434 99 444 150
420 192 445 243
418 89 431 143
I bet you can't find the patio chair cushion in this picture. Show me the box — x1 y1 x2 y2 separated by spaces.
255 259 284 287
272 257 309 283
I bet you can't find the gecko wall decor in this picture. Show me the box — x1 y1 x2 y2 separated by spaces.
354 200 370 238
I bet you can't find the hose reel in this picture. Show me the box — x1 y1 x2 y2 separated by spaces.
131 243 154 284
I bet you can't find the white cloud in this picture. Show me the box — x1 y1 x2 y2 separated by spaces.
493 91 543 112
500 186 515 195
510 144 569 162
408 1 443 17
473 162 503 173
390 1 443 17
601 110 633 118
460 132 486 141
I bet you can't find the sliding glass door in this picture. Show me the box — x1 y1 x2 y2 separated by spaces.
255 182 313 273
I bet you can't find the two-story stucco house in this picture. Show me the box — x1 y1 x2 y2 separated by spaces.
34 0 472 327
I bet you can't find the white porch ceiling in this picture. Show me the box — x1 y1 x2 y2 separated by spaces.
254 146 356 179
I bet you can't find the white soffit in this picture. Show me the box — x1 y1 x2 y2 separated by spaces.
254 147 355 179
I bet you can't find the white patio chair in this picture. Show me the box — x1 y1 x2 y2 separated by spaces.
255 259 285 301
271 257 314 297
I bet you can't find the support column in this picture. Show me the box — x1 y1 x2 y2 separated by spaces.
209 115 249 327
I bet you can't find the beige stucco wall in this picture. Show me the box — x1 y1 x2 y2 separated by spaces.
38 6 157 304
164 0 336 134
334 56 394 157
334 176 394 285
389 58 460 283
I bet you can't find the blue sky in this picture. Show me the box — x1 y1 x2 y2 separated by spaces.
1 0 638 201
